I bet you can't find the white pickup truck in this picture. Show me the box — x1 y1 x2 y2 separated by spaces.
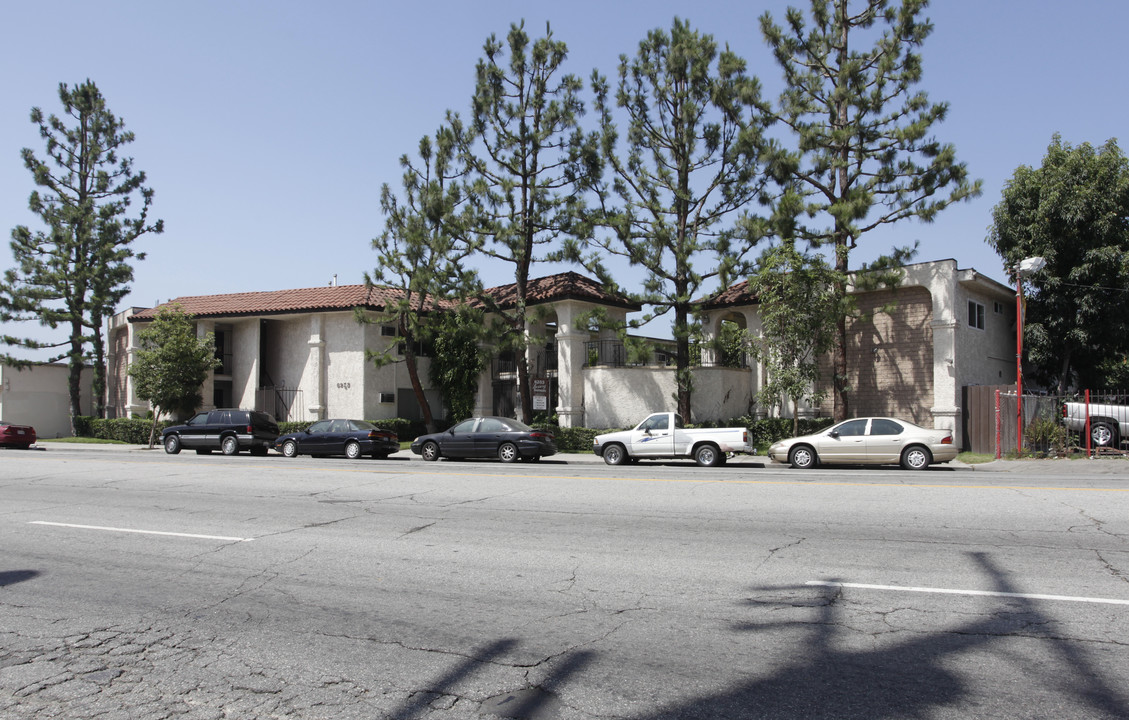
592 412 754 466
1062 399 1129 447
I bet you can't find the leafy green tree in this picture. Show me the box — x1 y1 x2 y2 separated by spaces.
749 240 840 434
128 305 220 447
363 122 481 432
572 18 772 420
988 135 1129 392
429 309 488 422
1 80 162 431
460 21 596 423
760 0 980 420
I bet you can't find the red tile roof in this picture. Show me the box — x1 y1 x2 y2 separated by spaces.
129 284 413 321
482 271 640 311
697 280 758 309
130 272 639 322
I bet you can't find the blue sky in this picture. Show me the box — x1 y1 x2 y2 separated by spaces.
1 0 1126 352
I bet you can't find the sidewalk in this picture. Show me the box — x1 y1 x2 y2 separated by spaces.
28 442 1129 474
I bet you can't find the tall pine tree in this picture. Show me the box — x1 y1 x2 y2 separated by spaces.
760 0 979 420
1 80 162 430
572 18 772 420
459 21 597 423
363 121 481 432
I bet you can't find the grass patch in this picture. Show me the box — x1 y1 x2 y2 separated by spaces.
38 436 131 445
957 452 997 464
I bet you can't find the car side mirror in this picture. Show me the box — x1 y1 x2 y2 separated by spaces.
829 431 840 438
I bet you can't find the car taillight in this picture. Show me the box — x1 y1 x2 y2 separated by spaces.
247 425 254 433
530 432 552 439
941 435 953 444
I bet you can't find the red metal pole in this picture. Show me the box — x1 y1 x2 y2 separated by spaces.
1016 276 1023 456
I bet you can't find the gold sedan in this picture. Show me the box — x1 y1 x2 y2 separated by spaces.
767 417 959 470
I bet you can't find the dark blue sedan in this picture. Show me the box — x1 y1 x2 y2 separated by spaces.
274 419 399 459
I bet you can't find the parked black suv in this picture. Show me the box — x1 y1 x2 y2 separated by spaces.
162 408 280 456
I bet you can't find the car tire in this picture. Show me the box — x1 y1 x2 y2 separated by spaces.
421 441 440 461
281 440 298 458
221 436 239 455
901 445 931 470
164 434 181 455
602 443 627 466
1091 422 1118 447
789 445 816 469
498 442 519 463
345 441 362 459
694 444 722 467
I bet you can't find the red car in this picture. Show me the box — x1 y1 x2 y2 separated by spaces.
0 422 36 449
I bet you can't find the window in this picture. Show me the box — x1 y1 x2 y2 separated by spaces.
834 419 868 437
994 301 1005 314
869 419 904 436
968 300 985 330
381 326 397 337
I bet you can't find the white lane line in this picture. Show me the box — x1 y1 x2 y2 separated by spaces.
28 521 253 543
806 580 1129 606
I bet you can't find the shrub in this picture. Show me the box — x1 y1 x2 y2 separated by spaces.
86 417 173 444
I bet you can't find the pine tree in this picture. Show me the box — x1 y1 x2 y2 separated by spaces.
364 122 481 432
760 0 979 420
574 18 771 420
1 80 162 431
459 21 597 423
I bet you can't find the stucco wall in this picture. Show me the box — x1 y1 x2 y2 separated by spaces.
583 366 753 429
0 364 93 438
955 285 1015 388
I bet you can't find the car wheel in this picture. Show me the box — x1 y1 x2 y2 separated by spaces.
602 443 627 466
345 441 362 459
282 440 298 458
901 445 931 470
221 436 239 455
789 445 816 469
421 441 440 461
498 442 519 463
694 444 721 467
164 435 181 455
1091 422 1118 447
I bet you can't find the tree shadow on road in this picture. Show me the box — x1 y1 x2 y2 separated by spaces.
0 569 39 587
643 551 1127 719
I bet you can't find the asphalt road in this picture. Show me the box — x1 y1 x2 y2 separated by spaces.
2 447 1128 719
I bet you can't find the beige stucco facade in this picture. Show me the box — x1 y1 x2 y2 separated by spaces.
100 260 1014 447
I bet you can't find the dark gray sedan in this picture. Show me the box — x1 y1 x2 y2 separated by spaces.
410 417 556 463
274 419 399 459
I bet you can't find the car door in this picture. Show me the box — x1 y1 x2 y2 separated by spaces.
299 420 333 454
177 412 212 449
473 418 509 457
631 414 675 457
815 419 869 463
441 419 479 458
865 419 906 464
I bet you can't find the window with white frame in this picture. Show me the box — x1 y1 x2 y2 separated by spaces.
968 300 985 330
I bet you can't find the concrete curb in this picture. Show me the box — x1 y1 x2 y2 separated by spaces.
26 443 1129 474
